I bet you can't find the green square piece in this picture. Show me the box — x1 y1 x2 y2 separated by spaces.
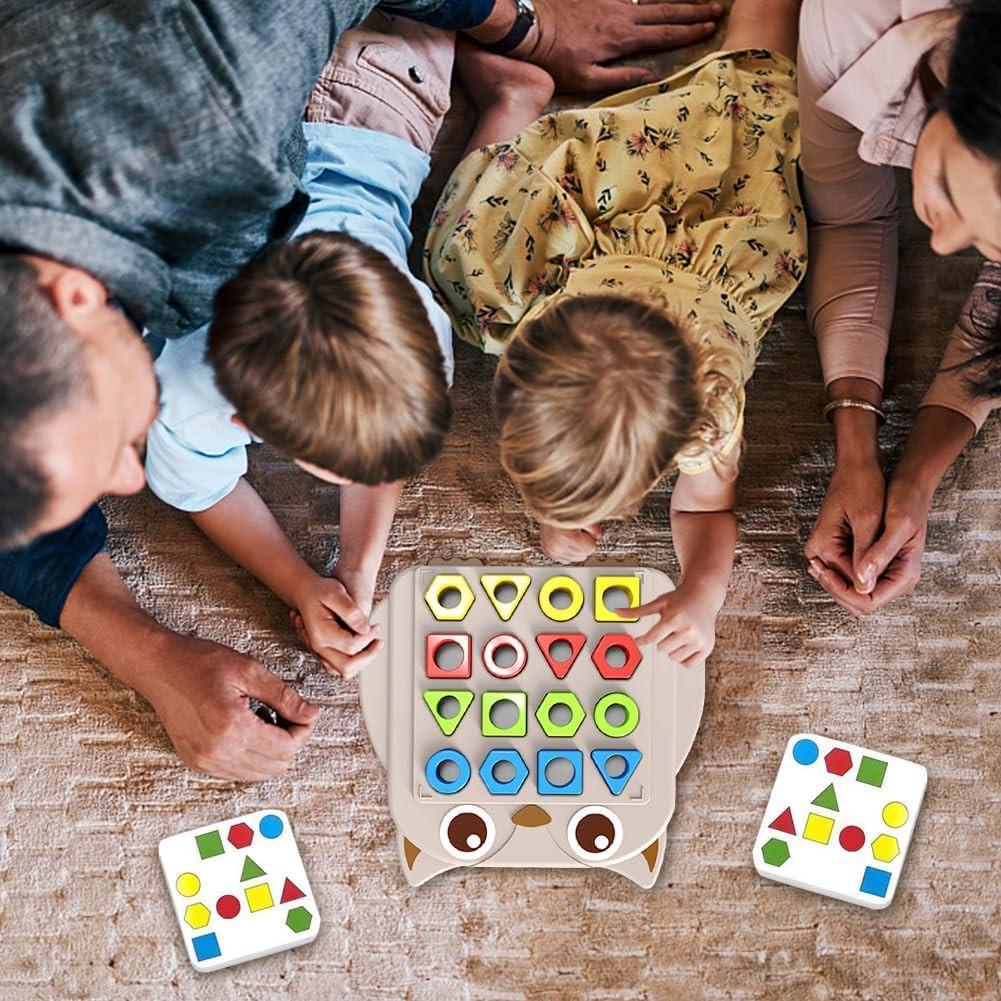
195 830 225 859
856 755 887 788
481 691 528 737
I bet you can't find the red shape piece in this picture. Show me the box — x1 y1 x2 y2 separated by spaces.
536 633 587 679
425 633 472 680
768 807 796 836
591 633 642 681
216 894 241 919
227 822 254 849
280 878 306 904
838 825 865 852
824 748 853 776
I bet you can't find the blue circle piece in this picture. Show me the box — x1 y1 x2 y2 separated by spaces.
259 813 284 839
792 738 819 765
426 749 471 795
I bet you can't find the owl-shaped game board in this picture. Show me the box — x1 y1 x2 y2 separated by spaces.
359 565 704 888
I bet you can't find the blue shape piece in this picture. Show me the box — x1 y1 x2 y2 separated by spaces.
590 748 642 796
259 813 284 839
536 749 584 795
859 866 892 898
425 748 471 794
192 932 221 962
792 738 819 765
479 749 529 795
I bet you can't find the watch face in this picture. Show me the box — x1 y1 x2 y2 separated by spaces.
519 0 536 14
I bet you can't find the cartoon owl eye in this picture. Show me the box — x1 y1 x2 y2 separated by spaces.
567 806 623 862
439 805 496 861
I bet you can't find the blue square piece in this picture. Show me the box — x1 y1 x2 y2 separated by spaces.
192 932 221 962
859 866 891 898
536 750 583 795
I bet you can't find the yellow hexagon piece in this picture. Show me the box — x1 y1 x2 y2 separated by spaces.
871 834 900 863
424 574 475 621
184 902 211 929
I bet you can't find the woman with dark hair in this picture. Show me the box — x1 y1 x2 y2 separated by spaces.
801 0 1001 614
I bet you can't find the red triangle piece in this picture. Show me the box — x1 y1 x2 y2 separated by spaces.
535 633 587 679
768 807 796 836
280 878 306 903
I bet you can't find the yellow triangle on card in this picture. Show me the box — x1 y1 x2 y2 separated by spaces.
480 574 532 621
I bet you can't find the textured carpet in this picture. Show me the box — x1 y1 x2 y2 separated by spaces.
1 20 999 1001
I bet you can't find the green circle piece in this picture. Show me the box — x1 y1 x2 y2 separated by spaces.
593 693 640 738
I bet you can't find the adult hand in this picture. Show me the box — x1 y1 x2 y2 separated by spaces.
539 522 604 562
528 0 723 92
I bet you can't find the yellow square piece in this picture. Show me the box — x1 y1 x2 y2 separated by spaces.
803 812 834 845
245 881 274 912
595 576 641 622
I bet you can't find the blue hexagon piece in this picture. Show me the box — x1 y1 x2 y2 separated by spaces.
479 749 529 795
536 749 584 795
590 749 642 795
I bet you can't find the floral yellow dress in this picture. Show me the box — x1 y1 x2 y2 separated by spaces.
424 49 807 473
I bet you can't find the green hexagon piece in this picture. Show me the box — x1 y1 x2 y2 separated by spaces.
761 837 791 867
535 691 586 737
286 906 313 933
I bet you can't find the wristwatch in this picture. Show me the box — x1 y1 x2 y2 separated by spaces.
482 0 537 55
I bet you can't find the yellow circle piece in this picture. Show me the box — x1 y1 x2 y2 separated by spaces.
176 872 200 897
538 575 584 622
882 801 908 828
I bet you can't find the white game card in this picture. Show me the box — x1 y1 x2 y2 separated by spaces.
753 734 926 909
158 809 320 971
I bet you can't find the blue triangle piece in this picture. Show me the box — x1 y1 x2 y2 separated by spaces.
590 749 642 796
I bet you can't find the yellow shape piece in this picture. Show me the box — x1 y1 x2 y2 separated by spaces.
480 573 531 621
882 802 908 828
803 812 834 845
871 834 900 863
244 881 274 913
175 872 200 897
538 575 584 622
423 573 475 621
184 902 211 929
594 575 641 622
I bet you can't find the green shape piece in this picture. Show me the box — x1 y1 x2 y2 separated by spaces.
811 783 840 812
535 691 586 738
481 691 528 737
761 837 791 867
195 830 224 860
593 692 640 739
241 855 266 881
856 755 888 788
422 690 475 737
286 905 313 933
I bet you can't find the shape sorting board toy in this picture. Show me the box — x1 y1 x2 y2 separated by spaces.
158 810 319 972
754 734 927 909
358 565 705 888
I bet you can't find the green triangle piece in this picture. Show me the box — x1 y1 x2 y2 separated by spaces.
811 783 839 812
241 855 266 881
422 690 475 736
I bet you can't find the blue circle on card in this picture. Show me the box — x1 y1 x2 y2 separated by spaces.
792 739 819 765
259 813 284 839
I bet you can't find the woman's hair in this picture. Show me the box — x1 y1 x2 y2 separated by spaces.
492 292 742 528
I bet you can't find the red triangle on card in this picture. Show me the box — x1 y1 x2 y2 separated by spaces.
536 633 587 679
280 878 306 903
768 807 796 836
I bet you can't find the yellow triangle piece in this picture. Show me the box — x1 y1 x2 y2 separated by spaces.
481 573 532 621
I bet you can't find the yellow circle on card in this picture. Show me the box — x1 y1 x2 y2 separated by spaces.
882 802 908 828
176 872 200 897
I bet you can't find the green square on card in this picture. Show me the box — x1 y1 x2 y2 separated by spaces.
195 830 224 859
856 756 887 787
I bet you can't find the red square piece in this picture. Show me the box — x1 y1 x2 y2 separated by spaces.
425 634 472 679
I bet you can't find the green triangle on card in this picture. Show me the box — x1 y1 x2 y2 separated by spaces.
241 855 266 881
811 783 839 812
422 690 475 736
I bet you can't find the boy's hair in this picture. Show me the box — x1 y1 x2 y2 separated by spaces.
493 293 737 528
209 232 452 484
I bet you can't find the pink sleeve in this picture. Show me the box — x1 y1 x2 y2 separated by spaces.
920 260 1001 430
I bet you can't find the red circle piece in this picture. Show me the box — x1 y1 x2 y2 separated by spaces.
217 894 241 919
839 825 865 852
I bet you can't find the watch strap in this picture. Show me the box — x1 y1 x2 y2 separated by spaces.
481 3 535 55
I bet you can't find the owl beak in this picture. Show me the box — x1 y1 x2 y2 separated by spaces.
512 805 551 828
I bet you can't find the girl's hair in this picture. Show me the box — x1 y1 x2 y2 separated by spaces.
492 291 742 528
943 0 1001 396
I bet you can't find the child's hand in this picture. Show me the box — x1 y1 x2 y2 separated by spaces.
628 584 720 667
540 523 603 563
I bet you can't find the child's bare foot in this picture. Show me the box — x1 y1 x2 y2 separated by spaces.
457 37 555 120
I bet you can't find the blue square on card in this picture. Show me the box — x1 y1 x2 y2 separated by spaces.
859 866 891 898
192 932 221 962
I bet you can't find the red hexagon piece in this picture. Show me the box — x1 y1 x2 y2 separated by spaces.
824 747 853 776
227 822 254 849
591 633 642 681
